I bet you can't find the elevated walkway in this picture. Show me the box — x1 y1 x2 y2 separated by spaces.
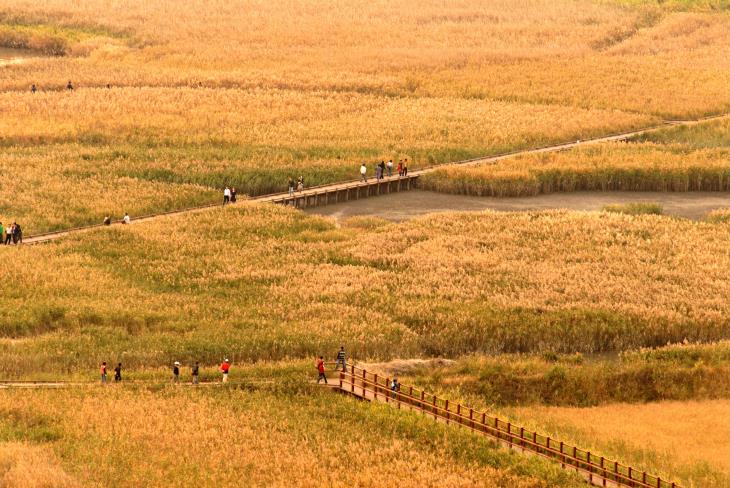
328 363 680 488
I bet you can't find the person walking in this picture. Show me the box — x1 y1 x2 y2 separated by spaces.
386 159 393 177
114 363 122 382
4 223 12 245
31 84 37 93
335 346 346 372
192 361 200 385
316 356 327 384
100 362 108 384
378 161 386 180
12 223 21 245
173 361 181 383
402 159 408 176
223 187 231 205
230 187 237 203
288 177 295 196
297 176 304 192
122 213 131 224
360 163 367 183
0 222 4 245
103 216 111 226
397 160 403 177
390 377 400 399
66 80 74 91
220 358 230 383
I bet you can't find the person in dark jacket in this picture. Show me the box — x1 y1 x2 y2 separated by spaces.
335 346 346 372
192 361 200 385
114 363 122 382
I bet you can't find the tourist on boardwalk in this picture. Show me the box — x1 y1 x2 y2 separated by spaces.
316 356 327 384
12 223 21 245
103 216 111 226
192 361 200 384
66 80 74 91
122 213 131 224
0 222 4 245
288 177 295 196
223 186 231 205
173 361 181 382
360 163 367 182
297 176 304 192
31 84 37 93
386 159 393 177
335 345 346 372
390 377 400 398
221 358 230 383
375 161 382 180
100 362 108 383
402 159 408 176
114 363 122 382
379 161 387 180
397 160 403 177
3 223 12 245
230 187 237 203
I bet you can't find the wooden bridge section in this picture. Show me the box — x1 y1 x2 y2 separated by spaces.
328 363 680 488
259 174 420 209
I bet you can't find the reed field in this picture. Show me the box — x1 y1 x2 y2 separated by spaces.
3 204 730 377
421 117 730 197
380 341 730 407
1 0 730 231
507 399 730 488
1 1 730 485
0 383 582 487
368 341 730 488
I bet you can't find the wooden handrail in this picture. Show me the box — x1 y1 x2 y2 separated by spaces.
335 363 680 488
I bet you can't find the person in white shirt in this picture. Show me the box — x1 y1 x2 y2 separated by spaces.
122 213 131 224
386 159 393 177
223 186 231 205
360 163 367 183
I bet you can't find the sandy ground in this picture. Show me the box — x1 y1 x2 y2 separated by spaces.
306 190 730 222
0 48 29 67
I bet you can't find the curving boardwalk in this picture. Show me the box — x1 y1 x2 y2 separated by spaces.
21 112 730 246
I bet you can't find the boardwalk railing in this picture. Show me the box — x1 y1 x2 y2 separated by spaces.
332 363 680 488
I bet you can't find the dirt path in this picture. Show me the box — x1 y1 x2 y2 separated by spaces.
307 190 730 222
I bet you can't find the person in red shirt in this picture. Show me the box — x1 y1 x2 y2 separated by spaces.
220 359 230 383
100 362 108 384
316 356 327 384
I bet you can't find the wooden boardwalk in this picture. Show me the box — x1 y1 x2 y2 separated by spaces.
327 364 681 488
20 112 730 245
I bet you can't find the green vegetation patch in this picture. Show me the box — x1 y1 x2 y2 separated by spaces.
602 202 663 215
0 13 132 55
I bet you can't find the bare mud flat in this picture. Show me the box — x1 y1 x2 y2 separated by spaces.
306 190 730 222
0 47 32 66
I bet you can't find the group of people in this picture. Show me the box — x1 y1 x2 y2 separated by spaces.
316 346 400 396
0 222 22 245
316 346 348 384
360 159 408 182
30 81 114 93
223 187 237 205
287 176 305 196
102 213 131 226
30 80 76 93
100 359 232 384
